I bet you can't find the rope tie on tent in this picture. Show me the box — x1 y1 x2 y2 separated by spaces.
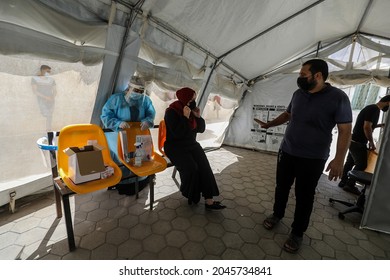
139 14 148 39
108 1 117 26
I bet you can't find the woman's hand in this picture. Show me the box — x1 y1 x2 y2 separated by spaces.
192 107 201 118
183 106 191 118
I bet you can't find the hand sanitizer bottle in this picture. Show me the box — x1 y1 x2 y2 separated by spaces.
134 142 143 167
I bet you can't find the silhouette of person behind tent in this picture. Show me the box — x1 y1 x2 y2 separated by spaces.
31 65 57 131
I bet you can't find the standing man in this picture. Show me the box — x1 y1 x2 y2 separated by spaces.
254 59 352 253
31 65 57 131
339 95 390 195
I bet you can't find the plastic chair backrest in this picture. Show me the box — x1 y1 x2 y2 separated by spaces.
57 123 122 193
158 120 166 156
118 122 156 155
117 122 167 177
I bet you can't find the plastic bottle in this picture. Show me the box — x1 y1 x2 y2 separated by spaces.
134 142 143 167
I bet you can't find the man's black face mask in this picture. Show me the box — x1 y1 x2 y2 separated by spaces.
382 105 389 112
297 75 317 91
188 100 197 110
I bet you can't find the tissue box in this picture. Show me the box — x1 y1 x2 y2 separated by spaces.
64 144 106 184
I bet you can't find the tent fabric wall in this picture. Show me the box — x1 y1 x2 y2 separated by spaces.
0 21 106 66
90 24 136 125
1 0 107 48
0 0 108 66
361 112 390 234
224 74 296 151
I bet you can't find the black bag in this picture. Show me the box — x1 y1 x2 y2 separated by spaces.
115 176 151 196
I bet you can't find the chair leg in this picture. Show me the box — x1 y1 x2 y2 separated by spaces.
329 198 354 207
149 174 156 211
62 194 76 251
340 205 363 215
172 166 177 179
53 184 62 218
135 177 139 199
329 185 367 220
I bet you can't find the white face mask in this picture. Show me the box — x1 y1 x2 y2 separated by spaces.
44 72 50 77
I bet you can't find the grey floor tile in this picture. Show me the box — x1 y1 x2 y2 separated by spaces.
1 146 390 260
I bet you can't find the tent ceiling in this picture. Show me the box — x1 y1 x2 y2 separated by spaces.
117 0 390 82
9 0 390 82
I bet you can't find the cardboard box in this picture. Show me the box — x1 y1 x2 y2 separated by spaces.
64 144 106 184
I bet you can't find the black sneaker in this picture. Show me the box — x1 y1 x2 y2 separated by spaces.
205 201 226 210
343 185 361 195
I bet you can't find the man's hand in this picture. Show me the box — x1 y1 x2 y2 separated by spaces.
325 158 344 181
254 118 269 129
368 141 376 151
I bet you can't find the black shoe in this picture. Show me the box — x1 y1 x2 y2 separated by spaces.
343 185 361 195
205 201 226 210
338 180 346 188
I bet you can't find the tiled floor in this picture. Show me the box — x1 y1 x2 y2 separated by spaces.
1 145 390 260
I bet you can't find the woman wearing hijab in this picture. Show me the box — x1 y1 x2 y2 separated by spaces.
164 87 225 210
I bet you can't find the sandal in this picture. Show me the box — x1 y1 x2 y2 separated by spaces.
283 234 303 254
263 214 280 230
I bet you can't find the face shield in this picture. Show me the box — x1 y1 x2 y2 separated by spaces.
125 79 146 105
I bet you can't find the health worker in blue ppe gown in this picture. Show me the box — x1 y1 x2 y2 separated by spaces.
101 75 156 192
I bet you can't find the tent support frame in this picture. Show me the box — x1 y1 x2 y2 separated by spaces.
109 0 145 94
217 0 325 60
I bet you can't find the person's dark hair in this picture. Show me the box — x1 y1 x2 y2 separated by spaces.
40 65 51 71
303 59 329 81
379 95 390 103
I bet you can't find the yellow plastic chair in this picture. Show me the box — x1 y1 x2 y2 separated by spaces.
54 123 122 251
158 119 167 156
117 122 167 208
157 120 177 178
57 124 122 194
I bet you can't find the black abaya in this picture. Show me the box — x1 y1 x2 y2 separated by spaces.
164 109 219 203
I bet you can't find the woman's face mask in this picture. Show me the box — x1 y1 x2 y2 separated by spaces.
297 75 317 91
188 100 197 110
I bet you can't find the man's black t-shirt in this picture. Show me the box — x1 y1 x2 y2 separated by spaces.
352 104 380 144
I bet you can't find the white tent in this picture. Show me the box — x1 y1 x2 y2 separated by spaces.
1 0 390 232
